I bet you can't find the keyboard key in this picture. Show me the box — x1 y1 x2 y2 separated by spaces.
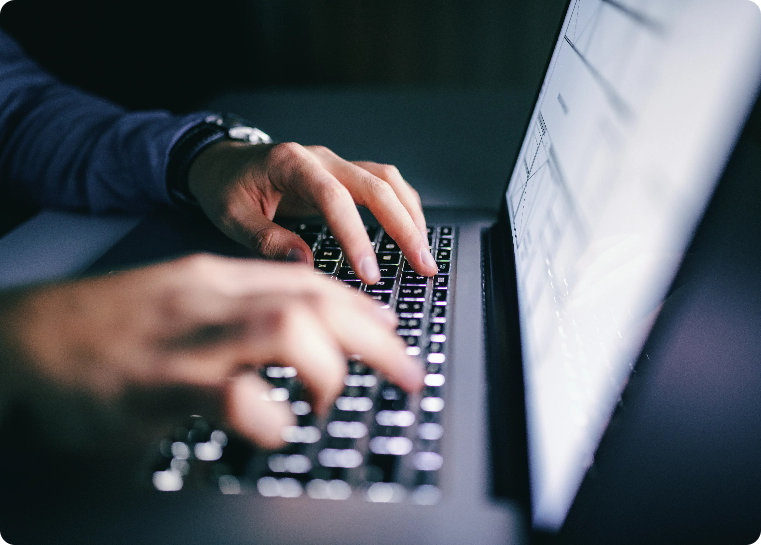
396 301 424 315
429 323 445 335
365 278 395 292
369 436 413 456
440 226 452 236
423 373 446 388
337 268 360 281
427 353 446 364
349 360 370 375
306 479 352 500
379 265 399 278
437 262 450 274
433 275 449 289
397 328 423 337
366 225 379 241
344 374 377 388
437 238 452 249
268 453 312 474
436 249 451 261
401 272 427 285
398 286 426 301
428 342 444 353
315 248 342 261
432 289 448 304
375 410 416 427
335 397 373 412
418 422 444 441
368 291 391 305
398 318 422 329
401 335 420 347
341 280 362 291
414 452 443 472
377 252 402 266
281 426 321 444
327 421 368 439
322 237 341 249
402 261 415 272
377 240 399 252
315 261 338 274
318 448 363 468
380 385 407 408
420 397 445 413
426 361 442 374
368 292 392 305
430 306 447 322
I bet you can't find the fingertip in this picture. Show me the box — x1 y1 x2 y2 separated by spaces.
226 374 296 450
357 254 381 284
398 356 426 393
419 246 438 277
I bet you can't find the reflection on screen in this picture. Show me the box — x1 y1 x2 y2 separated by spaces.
506 0 761 530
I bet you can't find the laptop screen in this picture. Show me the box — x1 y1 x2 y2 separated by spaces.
505 0 761 530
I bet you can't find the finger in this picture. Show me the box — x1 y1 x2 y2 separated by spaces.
315 292 425 392
239 296 347 416
269 144 381 284
311 151 437 277
353 161 428 239
223 210 313 265
225 372 295 450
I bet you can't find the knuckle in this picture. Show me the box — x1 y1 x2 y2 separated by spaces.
250 227 280 256
315 178 351 204
365 176 395 201
308 144 331 156
378 163 401 180
268 141 303 165
180 253 219 275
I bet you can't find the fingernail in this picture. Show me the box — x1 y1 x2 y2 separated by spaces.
420 246 437 272
358 255 381 284
286 247 308 263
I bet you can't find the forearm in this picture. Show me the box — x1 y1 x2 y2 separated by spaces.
0 29 208 214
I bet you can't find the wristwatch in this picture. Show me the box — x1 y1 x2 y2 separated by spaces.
166 113 273 207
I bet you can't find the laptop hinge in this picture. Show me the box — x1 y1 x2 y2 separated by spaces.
482 205 531 511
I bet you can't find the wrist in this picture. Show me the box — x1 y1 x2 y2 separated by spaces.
166 114 272 208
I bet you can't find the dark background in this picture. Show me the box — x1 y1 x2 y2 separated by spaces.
0 0 567 113
0 0 567 236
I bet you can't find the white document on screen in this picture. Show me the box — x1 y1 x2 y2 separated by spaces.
505 0 761 530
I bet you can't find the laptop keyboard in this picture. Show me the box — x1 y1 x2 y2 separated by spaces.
150 224 455 506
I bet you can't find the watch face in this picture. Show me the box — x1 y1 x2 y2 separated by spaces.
228 126 272 144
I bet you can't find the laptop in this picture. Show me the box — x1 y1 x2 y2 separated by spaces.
2 1 761 543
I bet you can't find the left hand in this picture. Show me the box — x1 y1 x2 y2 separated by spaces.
187 141 438 284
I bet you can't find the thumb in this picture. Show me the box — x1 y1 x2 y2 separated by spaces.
227 212 313 265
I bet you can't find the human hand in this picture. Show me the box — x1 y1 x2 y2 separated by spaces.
187 141 438 284
0 255 424 452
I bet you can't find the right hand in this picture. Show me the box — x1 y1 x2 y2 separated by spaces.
187 141 438 284
0 254 424 452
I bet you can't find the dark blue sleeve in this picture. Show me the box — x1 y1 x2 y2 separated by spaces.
0 29 210 214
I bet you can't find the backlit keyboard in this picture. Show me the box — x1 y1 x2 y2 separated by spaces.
150 224 456 506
